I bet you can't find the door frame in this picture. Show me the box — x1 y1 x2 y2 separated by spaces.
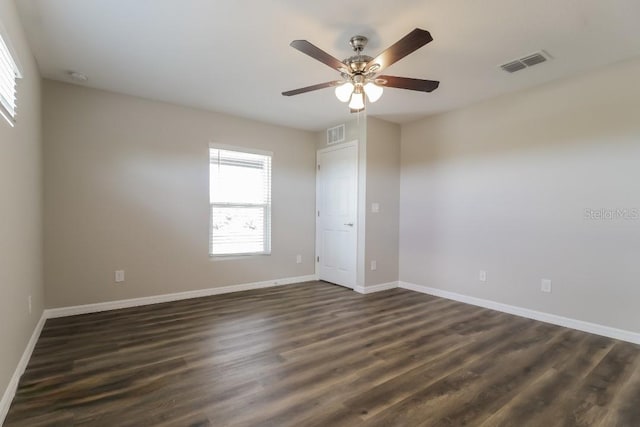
315 140 361 289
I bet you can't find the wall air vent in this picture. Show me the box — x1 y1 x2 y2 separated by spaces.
327 124 346 145
500 50 551 73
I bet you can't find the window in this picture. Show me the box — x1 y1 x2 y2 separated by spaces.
0 30 21 125
209 146 272 256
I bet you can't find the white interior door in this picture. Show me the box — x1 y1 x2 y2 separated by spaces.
316 142 358 289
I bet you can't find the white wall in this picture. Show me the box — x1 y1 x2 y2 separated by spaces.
400 58 640 333
43 80 317 308
0 0 43 412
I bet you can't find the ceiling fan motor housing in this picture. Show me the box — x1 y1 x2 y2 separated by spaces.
344 55 373 74
345 36 375 75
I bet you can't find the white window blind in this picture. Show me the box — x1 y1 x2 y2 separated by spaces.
0 31 20 124
209 147 272 256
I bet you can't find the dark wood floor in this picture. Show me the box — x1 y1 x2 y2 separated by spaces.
5 282 640 426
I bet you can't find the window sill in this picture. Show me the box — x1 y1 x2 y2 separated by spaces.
209 253 271 261
0 106 16 127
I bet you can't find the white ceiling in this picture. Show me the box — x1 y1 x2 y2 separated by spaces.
15 0 640 131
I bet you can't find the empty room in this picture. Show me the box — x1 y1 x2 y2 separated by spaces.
1 0 640 426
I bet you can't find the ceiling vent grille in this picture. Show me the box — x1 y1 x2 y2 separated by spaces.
327 124 345 145
501 60 527 73
521 53 547 67
500 50 551 73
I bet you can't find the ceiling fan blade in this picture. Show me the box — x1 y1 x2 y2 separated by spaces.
377 75 440 92
290 40 349 72
367 28 433 72
282 81 342 96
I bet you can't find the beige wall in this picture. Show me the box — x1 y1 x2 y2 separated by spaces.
43 81 317 308
0 0 43 411
400 58 640 333
365 117 400 287
315 117 400 289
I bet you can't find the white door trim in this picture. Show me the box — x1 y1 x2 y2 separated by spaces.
316 140 360 289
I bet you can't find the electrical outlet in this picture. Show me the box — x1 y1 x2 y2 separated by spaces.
28 295 32 314
541 279 552 293
371 203 380 213
371 260 377 271
115 270 125 283
479 270 487 282
296 254 302 264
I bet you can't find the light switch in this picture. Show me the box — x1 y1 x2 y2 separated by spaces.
541 279 552 293
115 270 125 283
371 203 380 213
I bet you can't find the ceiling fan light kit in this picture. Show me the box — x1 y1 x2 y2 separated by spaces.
335 81 354 102
283 28 440 113
349 86 365 110
335 71 384 106
363 81 383 102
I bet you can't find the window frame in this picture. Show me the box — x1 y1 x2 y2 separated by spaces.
208 143 273 258
0 22 23 126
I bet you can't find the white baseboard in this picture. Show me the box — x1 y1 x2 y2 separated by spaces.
399 281 640 345
0 311 47 425
354 281 399 294
45 274 318 318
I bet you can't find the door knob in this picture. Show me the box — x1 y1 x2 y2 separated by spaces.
344 223 354 227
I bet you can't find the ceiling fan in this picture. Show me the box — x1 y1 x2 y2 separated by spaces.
282 28 440 112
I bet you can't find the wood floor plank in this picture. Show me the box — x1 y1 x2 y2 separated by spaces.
478 332 615 427
4 281 640 426
563 342 640 426
603 362 640 427
344 315 535 420
415 328 586 426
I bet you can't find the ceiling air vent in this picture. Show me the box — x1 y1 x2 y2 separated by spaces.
327 124 345 145
501 60 527 73
500 50 551 73
521 52 547 67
